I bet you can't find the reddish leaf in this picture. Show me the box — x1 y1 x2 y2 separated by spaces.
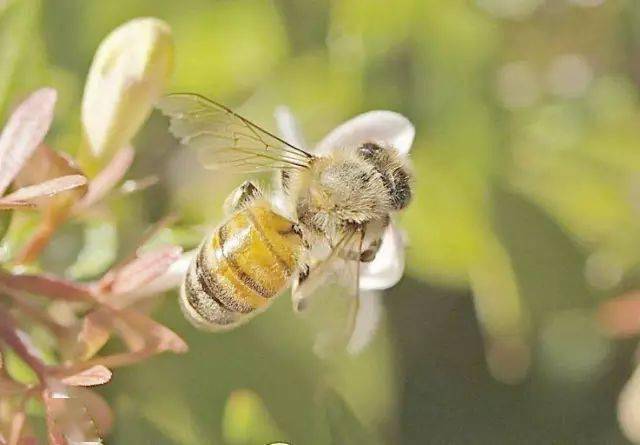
0 175 87 206
0 88 57 196
8 411 26 445
0 270 94 302
11 145 88 207
110 245 183 296
0 309 48 379
599 292 640 338
74 146 134 211
117 308 188 354
43 384 106 445
59 306 187 373
43 388 67 445
122 250 193 301
12 146 89 263
0 200 35 210
74 311 112 360
60 365 112 387
0 373 26 396
74 387 113 439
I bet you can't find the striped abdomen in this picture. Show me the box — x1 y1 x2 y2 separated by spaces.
180 202 303 330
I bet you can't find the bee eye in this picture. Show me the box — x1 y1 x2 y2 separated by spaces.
358 142 382 159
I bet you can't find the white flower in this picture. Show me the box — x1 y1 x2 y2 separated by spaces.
275 106 414 291
275 106 415 353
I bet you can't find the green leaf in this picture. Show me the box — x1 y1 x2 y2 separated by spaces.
0 0 44 122
4 348 38 385
222 389 287 445
67 218 118 280
0 209 12 245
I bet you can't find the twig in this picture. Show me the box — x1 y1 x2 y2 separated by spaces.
1 285 68 336
0 307 48 381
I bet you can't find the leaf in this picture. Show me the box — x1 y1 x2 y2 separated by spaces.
0 175 87 206
12 145 88 206
468 237 531 384
0 372 26 396
73 311 112 360
0 0 42 121
0 270 94 302
59 365 112 387
0 88 56 196
74 146 134 212
0 206 12 241
222 389 287 445
67 307 188 364
110 245 183 297
80 18 173 168
3 349 38 386
43 383 108 445
118 250 193 302
0 201 35 210
75 387 113 439
67 219 118 280
8 411 26 445
10 145 89 263
115 308 188 354
322 388 382 445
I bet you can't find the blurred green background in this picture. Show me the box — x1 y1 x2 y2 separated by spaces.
3 0 640 443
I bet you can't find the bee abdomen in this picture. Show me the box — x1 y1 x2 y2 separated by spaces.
180 207 296 331
180 247 245 330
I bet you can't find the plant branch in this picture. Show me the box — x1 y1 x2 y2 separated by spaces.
0 306 48 381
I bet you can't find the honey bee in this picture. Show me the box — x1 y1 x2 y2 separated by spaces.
158 94 412 338
180 181 305 330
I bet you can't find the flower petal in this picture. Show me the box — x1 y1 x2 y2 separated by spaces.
274 105 307 149
315 110 415 155
347 290 382 355
359 224 405 291
619 365 640 444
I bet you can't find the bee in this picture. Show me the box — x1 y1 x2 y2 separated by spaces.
158 94 412 339
180 181 305 330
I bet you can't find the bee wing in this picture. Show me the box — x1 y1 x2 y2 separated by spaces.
157 93 314 173
294 230 380 356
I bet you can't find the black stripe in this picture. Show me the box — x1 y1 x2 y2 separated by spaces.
196 246 254 314
192 248 236 312
244 208 293 276
218 224 272 299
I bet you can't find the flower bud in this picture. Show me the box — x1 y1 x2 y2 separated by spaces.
81 18 173 167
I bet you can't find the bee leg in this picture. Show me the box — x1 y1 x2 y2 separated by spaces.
292 263 313 312
339 236 381 262
223 180 263 214
358 237 382 262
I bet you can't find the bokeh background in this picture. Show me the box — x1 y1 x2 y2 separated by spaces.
3 0 640 443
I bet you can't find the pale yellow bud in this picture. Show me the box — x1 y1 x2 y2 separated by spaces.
81 17 173 164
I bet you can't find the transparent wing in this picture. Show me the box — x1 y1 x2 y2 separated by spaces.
157 93 314 173
294 230 379 357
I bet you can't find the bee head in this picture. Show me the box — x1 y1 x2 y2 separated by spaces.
357 142 412 210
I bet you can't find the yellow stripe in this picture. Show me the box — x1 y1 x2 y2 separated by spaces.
212 228 269 309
